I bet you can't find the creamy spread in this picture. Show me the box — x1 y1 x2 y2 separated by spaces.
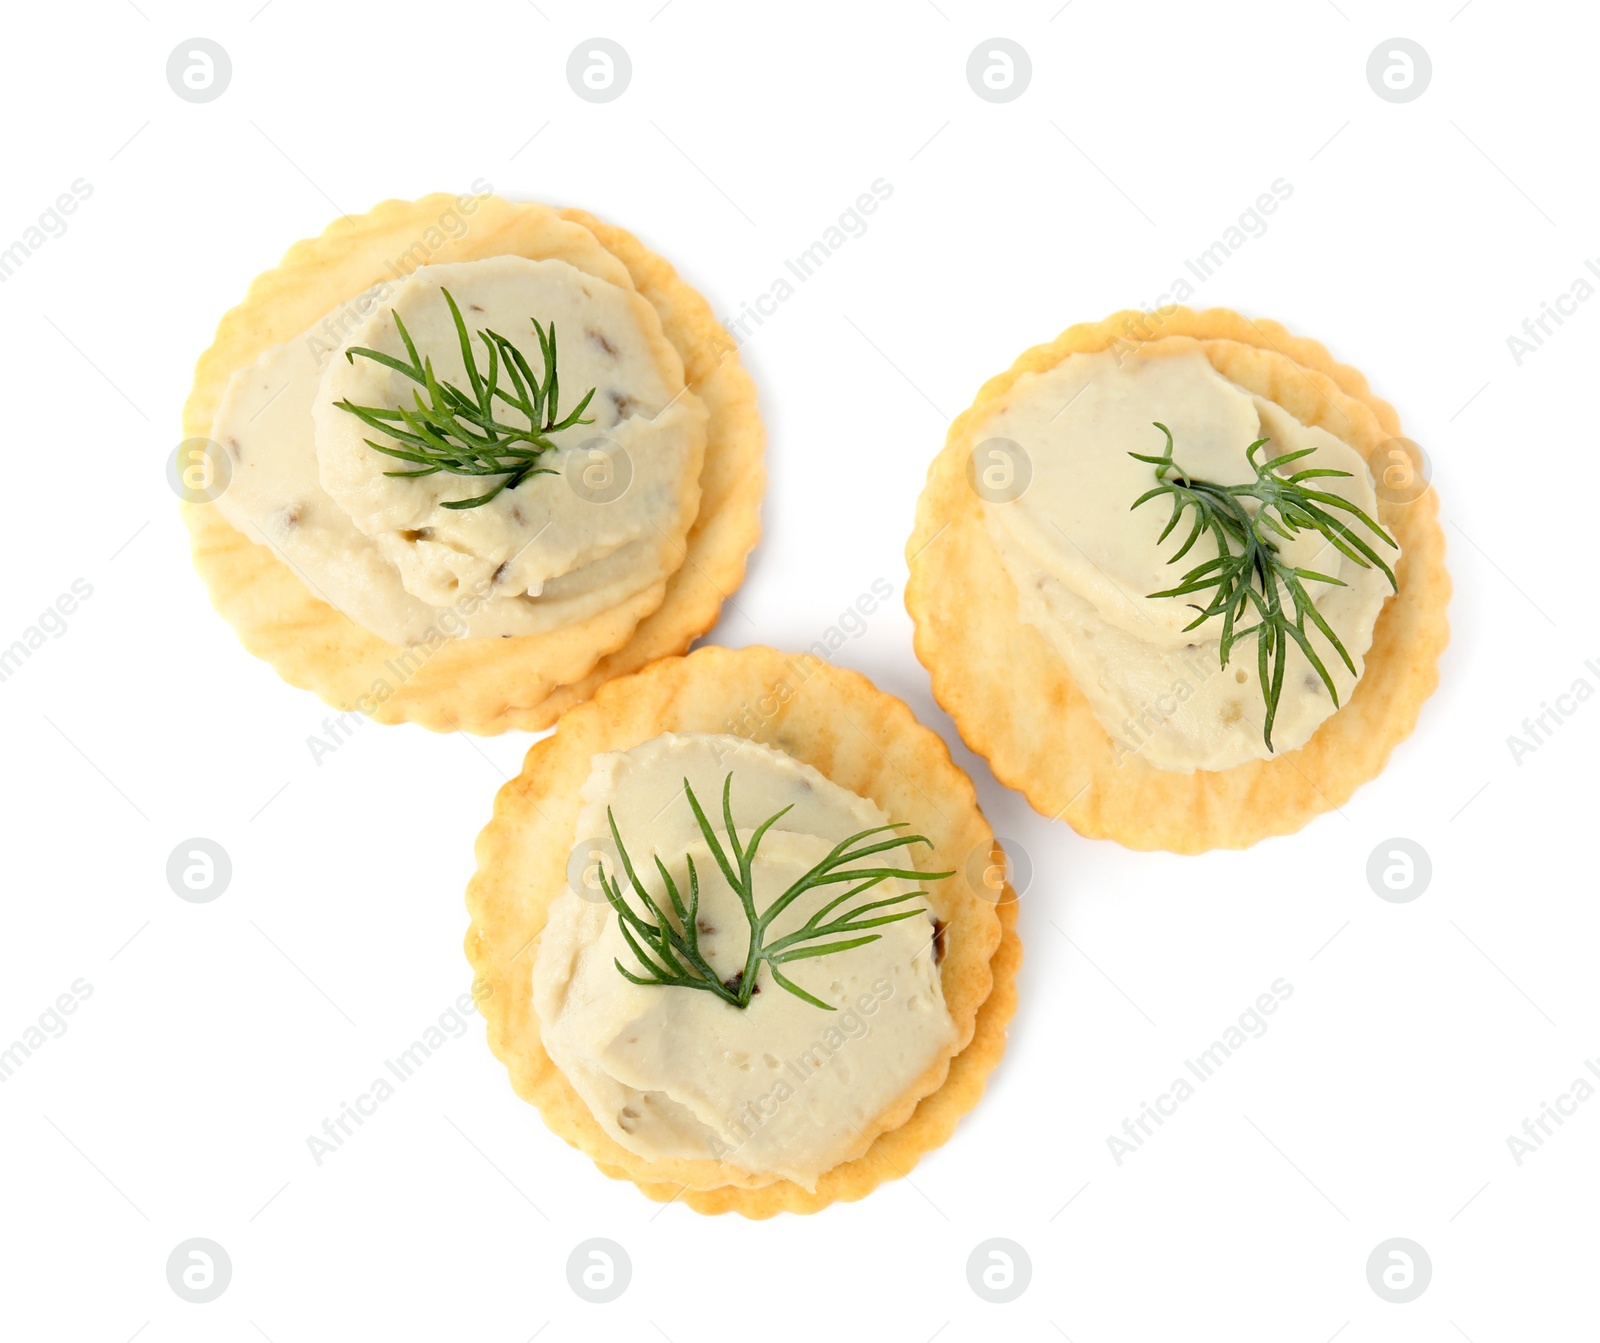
533 733 955 1190
208 256 706 646
980 341 1395 771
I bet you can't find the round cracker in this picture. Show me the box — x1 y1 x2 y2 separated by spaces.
906 307 1451 853
181 195 764 733
463 645 1019 1217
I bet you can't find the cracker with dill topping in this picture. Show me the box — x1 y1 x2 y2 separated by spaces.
905 307 1450 852
182 194 764 733
464 644 1019 1217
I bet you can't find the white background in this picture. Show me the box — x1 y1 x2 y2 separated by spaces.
0 1 1593 1339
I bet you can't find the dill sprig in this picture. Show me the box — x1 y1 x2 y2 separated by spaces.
333 288 596 510
599 775 949 1011
1130 422 1398 751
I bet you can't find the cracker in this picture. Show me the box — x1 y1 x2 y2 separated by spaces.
463 645 1019 1217
905 308 1451 852
181 195 764 733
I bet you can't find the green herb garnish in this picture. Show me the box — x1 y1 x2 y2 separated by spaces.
1130 422 1398 751
599 775 949 1011
333 288 596 510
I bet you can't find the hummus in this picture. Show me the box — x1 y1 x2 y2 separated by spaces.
533 733 956 1190
980 341 1395 771
208 256 706 646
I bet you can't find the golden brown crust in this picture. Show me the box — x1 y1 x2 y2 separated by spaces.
463 645 1018 1216
905 307 1451 852
180 194 764 733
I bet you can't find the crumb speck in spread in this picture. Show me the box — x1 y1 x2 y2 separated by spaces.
589 328 619 357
